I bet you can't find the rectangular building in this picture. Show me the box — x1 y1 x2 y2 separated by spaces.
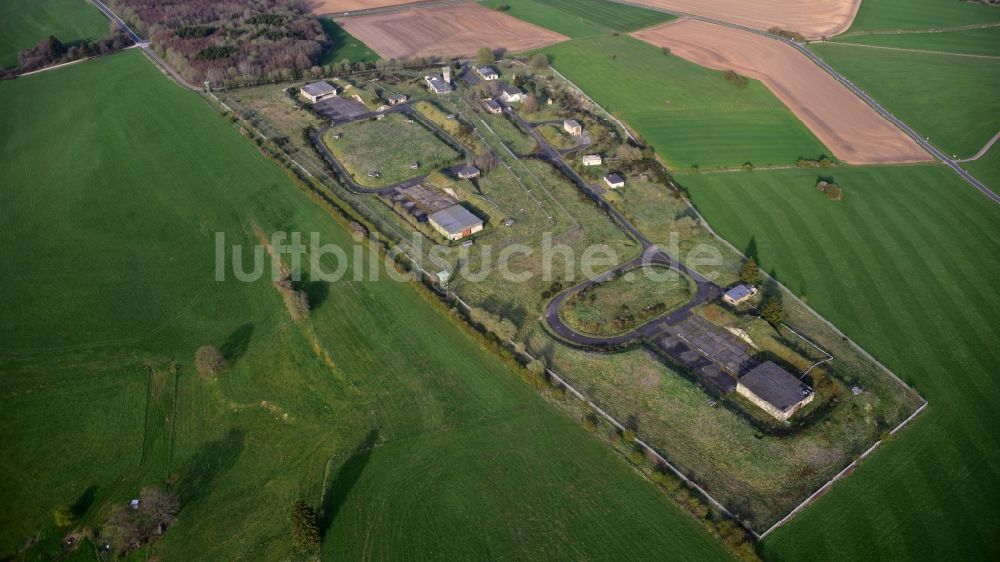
428 205 484 240
736 361 814 421
301 81 338 103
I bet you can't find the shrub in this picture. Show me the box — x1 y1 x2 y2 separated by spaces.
739 258 760 285
760 298 784 326
290 500 320 550
54 505 75 527
627 449 645 465
622 429 636 444
194 345 228 377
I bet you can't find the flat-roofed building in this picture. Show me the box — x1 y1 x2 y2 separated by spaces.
428 205 484 240
301 81 338 103
736 361 814 421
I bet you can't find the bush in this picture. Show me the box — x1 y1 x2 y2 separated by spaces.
290 499 320 550
760 298 784 326
194 345 228 377
627 449 645 465
622 429 636 444
739 258 760 285
53 505 75 527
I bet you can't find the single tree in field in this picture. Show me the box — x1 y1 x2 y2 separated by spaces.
290 500 321 549
760 298 784 326
475 47 495 66
739 258 760 285
53 505 75 528
194 345 228 377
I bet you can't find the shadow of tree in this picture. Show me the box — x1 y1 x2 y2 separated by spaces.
221 324 254 366
299 280 331 311
175 428 244 506
320 429 379 535
71 484 99 518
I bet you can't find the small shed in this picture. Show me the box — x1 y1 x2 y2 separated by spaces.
604 173 625 189
455 164 481 180
387 93 408 105
582 154 602 166
723 284 757 306
563 119 583 136
483 98 503 114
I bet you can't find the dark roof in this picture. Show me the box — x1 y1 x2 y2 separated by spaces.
739 361 812 412
501 85 523 96
428 205 483 235
725 284 754 301
455 164 480 178
476 65 498 75
302 81 336 97
605 173 625 184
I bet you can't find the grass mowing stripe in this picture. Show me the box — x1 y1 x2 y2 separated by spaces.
679 164 1000 561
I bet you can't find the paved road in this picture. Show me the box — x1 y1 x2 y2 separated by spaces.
957 130 1000 163
497 99 723 347
607 0 1000 206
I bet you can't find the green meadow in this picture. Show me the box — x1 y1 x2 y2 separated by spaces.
833 27 1000 57
0 50 732 561
319 18 379 65
0 0 109 68
542 35 830 169
845 0 1000 33
809 42 1000 158
480 0 674 38
677 164 1000 561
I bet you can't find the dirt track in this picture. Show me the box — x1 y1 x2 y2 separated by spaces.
627 0 862 39
312 0 428 13
633 20 932 165
335 3 568 59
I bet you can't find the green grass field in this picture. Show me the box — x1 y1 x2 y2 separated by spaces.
845 0 1000 33
677 164 1000 561
0 49 734 561
833 27 1000 57
0 0 109 68
480 0 673 38
324 113 462 187
543 36 831 169
559 266 692 336
809 42 1000 158
318 18 379 65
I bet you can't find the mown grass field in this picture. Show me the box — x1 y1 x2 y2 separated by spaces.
0 0 109 68
965 143 1000 192
677 164 1000 561
0 50 735 561
809 42 1000 158
480 0 674 38
833 27 1000 57
542 35 831 170
319 18 379 65
845 0 1000 33
324 112 462 187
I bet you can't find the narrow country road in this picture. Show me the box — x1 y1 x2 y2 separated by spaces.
957 130 1000 163
608 0 1000 206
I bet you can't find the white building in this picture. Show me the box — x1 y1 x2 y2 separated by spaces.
301 81 338 103
582 154 602 166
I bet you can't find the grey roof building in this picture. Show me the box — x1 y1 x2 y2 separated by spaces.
723 283 757 305
736 361 814 421
301 81 338 103
428 205 484 240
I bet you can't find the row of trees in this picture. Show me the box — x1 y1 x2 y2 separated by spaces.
2 25 131 79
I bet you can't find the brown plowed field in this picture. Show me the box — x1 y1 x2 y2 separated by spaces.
628 0 862 39
335 3 568 60
633 20 932 164
313 0 430 14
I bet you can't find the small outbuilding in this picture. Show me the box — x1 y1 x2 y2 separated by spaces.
428 205 484 240
475 65 499 80
563 119 583 137
723 284 758 306
455 164 481 180
387 93 408 105
604 173 625 189
483 98 503 114
736 361 814 421
301 81 338 103
582 154 602 166
500 85 524 103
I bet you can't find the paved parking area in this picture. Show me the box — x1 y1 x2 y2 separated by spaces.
315 96 369 122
